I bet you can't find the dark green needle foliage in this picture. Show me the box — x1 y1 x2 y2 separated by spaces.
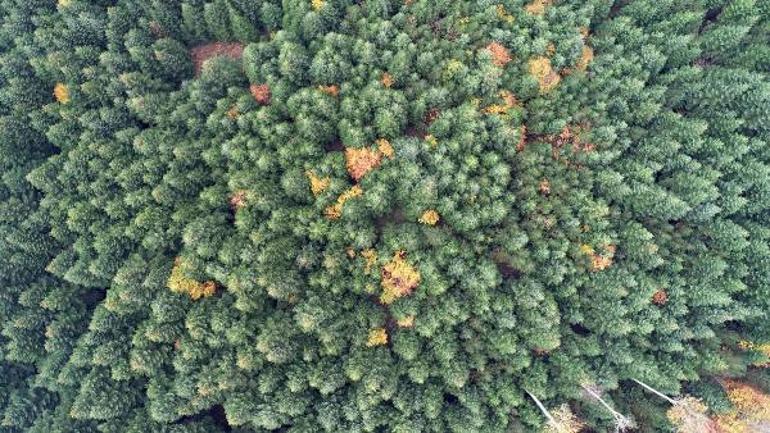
1 0 769 432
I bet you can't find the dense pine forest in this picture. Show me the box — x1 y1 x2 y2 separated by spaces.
1 0 769 432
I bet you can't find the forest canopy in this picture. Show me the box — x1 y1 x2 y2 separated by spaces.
1 0 769 432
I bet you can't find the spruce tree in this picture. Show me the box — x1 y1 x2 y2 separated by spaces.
1 1 769 432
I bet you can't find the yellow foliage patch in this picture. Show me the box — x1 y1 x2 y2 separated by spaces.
311 0 324 11
738 340 770 366
376 138 394 159
724 380 770 419
483 90 519 115
484 105 509 116
366 328 388 347
324 185 363 219
546 42 556 57
496 4 514 23
168 258 217 300
445 59 464 77
226 106 239 119
418 209 440 226
306 170 331 196
345 147 382 181
543 404 585 433
712 380 770 432
714 414 750 433
425 134 438 148
666 397 716 433
528 56 561 93
524 0 552 15
58 0 71 6
54 83 70 104
397 315 415 328
576 45 594 72
380 251 421 304
361 249 378 273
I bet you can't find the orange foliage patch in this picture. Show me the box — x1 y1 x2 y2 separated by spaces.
318 84 339 97
54 83 70 104
591 245 615 271
250 83 271 105
190 42 244 76
345 147 382 181
581 244 615 271
418 209 440 226
486 42 512 67
306 170 331 196
652 290 668 305
517 125 528 152
226 106 239 119
381 72 394 88
539 179 551 195
229 190 248 210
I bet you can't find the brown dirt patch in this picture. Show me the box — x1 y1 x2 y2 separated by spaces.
190 42 244 76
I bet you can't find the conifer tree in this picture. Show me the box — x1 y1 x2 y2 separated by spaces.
1 0 769 432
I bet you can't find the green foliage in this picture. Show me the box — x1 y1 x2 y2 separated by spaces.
1 0 769 432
